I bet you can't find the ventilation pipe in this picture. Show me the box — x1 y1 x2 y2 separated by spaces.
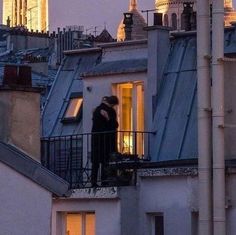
212 0 226 234
197 0 212 234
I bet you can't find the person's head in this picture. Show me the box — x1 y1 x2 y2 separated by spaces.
102 96 108 102
106 95 119 107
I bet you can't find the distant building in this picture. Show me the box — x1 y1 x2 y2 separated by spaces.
156 0 236 30
2 0 48 32
117 0 147 41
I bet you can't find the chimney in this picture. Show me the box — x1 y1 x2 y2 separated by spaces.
0 65 41 162
181 2 196 31
145 25 170 132
153 13 163 26
6 16 10 27
123 12 133 40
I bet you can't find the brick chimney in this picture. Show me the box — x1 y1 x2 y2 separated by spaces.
0 65 41 162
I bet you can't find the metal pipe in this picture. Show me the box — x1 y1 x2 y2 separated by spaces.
197 0 212 234
212 0 226 234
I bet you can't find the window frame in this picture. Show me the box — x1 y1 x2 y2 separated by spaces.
147 212 164 235
62 92 83 123
65 211 95 235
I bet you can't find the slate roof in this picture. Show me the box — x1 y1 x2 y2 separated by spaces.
151 27 236 161
82 58 147 77
0 142 70 196
42 50 102 137
151 35 198 161
42 27 236 162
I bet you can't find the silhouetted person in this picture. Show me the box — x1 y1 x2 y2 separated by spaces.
91 96 119 187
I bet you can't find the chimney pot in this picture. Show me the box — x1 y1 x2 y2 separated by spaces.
3 65 32 87
153 13 163 26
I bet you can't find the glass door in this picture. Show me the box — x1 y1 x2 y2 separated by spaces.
116 82 144 156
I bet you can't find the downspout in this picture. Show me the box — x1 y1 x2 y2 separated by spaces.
212 0 226 234
197 0 212 234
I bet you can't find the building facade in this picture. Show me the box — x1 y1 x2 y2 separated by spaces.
2 0 48 32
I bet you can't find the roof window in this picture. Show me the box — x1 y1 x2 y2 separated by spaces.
62 92 83 123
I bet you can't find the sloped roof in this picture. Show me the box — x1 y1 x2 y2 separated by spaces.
42 51 102 137
151 35 198 161
95 29 114 43
82 58 147 77
151 27 236 161
0 142 70 196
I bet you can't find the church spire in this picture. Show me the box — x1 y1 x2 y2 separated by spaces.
129 0 137 11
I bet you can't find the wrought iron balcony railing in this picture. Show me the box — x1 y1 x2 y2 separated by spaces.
41 131 154 189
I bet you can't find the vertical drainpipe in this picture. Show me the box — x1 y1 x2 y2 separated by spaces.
197 0 212 234
212 0 226 234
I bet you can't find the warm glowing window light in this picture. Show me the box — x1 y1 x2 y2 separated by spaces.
117 82 144 156
65 98 83 118
66 212 95 235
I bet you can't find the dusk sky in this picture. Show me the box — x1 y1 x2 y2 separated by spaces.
48 0 154 37
1 0 236 37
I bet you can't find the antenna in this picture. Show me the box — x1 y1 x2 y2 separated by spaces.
141 9 156 26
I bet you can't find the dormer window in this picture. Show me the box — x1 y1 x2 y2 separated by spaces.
62 92 83 123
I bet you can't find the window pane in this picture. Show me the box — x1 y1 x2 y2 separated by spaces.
85 213 95 235
65 98 83 118
66 213 82 235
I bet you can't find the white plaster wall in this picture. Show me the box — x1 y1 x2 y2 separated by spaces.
52 198 121 235
138 176 198 235
0 162 52 235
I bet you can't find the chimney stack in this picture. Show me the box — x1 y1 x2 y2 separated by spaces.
123 12 133 40
181 2 197 31
0 65 41 162
153 13 163 26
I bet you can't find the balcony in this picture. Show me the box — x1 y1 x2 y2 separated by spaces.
41 131 154 189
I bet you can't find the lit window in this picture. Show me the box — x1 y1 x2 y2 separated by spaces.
65 98 83 118
66 212 95 235
62 92 83 122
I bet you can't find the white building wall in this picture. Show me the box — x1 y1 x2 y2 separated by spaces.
138 175 198 235
0 162 52 235
52 196 121 235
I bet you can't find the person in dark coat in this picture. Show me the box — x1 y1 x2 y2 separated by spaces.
91 95 119 187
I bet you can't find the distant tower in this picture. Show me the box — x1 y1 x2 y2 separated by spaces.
117 0 147 41
2 0 48 32
155 0 236 30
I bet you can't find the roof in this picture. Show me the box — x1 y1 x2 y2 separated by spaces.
82 58 147 77
42 50 102 137
0 142 70 196
117 1 147 41
0 63 51 88
151 35 198 161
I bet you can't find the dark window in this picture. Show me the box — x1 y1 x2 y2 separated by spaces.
154 214 164 235
171 13 177 30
